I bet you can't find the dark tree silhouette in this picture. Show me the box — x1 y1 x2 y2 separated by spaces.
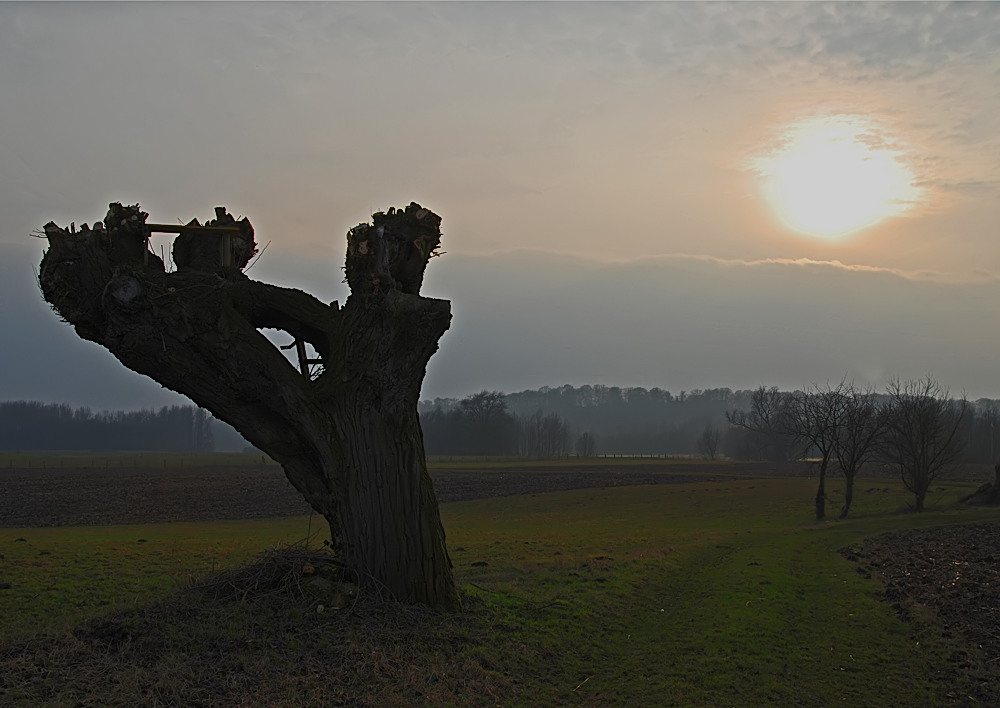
791 383 846 521
726 386 797 462
575 431 598 458
832 383 885 518
696 423 721 460
0 401 214 452
458 390 517 454
882 378 966 512
38 201 460 610
518 409 571 457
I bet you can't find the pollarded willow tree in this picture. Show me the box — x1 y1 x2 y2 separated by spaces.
38 201 461 610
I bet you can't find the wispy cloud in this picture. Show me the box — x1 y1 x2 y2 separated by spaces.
466 248 998 285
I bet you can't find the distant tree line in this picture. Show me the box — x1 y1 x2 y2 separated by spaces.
421 391 583 457
420 383 1000 471
8 379 999 468
0 401 215 452
420 385 751 457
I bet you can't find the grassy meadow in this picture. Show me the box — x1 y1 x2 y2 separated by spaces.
1 460 998 706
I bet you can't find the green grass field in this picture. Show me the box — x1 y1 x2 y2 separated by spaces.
1 463 997 706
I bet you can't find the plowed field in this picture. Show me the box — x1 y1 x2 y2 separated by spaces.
0 461 806 527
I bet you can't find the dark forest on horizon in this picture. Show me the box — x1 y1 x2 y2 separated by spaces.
4 384 997 463
421 384 1000 462
0 401 221 453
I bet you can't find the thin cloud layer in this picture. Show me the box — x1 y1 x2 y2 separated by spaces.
4 242 995 409
421 250 1000 400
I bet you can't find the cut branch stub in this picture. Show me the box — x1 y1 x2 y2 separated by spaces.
345 202 442 296
40 203 164 341
102 202 160 269
170 206 257 271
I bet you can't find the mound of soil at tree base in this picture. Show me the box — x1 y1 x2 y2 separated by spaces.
843 522 1000 705
0 461 808 528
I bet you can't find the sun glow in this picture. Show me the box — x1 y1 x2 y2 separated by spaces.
753 115 923 240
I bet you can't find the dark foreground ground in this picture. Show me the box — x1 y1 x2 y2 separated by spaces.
845 523 1000 705
2 461 999 703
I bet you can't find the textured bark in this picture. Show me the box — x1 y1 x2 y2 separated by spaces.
839 477 855 519
38 202 460 610
814 460 827 521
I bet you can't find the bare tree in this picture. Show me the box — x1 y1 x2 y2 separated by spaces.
39 201 460 610
517 409 570 457
881 378 967 512
696 423 721 460
726 386 797 462
790 382 847 521
575 431 598 458
832 383 886 518
538 412 571 457
459 390 509 426
459 391 517 455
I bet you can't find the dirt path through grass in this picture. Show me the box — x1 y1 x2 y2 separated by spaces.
442 479 999 705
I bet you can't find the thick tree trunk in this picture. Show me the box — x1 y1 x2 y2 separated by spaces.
839 473 855 519
38 202 461 610
331 405 458 606
814 457 828 521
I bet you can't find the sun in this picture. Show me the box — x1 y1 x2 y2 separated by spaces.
752 115 923 240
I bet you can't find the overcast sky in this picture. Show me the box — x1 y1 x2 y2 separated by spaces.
2 2 999 409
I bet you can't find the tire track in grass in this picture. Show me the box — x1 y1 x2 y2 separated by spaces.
563 528 955 706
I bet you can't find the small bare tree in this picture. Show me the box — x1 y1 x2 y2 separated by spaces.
881 378 967 512
726 386 797 462
790 382 847 521
832 383 886 518
696 423 721 460
575 431 598 458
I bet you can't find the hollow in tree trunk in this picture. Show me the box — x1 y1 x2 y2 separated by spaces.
38 202 461 611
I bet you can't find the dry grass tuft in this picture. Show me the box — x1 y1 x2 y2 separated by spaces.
183 540 352 603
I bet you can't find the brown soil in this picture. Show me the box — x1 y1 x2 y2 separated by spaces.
0 461 806 528
843 522 1000 706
